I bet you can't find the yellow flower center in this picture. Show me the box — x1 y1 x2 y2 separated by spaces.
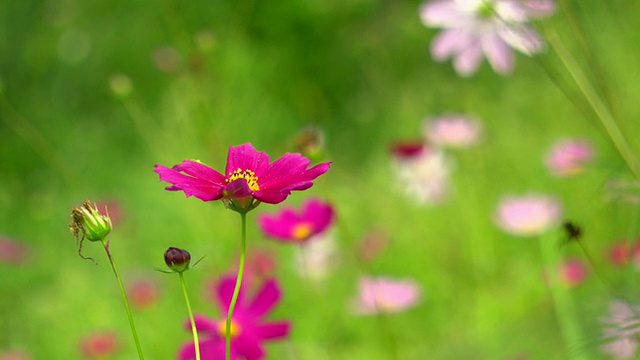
291 222 314 241
218 320 241 338
227 168 260 191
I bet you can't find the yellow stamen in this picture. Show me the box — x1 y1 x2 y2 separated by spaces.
226 168 260 191
218 320 241 338
291 222 313 241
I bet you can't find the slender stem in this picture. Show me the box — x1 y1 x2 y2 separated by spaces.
226 212 247 360
180 272 200 360
102 241 145 360
546 30 640 179
537 232 586 360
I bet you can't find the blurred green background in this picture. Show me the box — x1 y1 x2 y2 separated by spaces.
2 0 640 359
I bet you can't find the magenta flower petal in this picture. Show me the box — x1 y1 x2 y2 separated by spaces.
258 198 335 242
247 279 281 317
255 321 291 339
233 334 265 360
154 161 226 201
215 275 243 312
257 208 299 239
303 199 335 231
225 143 271 180
256 154 331 204
182 314 220 332
177 338 222 360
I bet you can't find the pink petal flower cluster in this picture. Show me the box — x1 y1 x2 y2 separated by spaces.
178 275 290 360
495 194 562 236
420 0 555 76
423 113 482 148
600 300 640 359
350 276 421 315
155 143 331 209
545 139 594 177
390 141 451 205
257 198 335 243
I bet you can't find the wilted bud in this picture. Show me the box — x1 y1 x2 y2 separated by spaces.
70 201 112 242
164 247 191 273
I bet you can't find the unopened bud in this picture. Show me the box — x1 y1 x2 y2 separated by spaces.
164 247 191 273
70 201 112 242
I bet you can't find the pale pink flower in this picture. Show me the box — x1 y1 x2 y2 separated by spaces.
495 194 562 236
545 139 594 176
423 113 482 148
557 258 589 287
608 239 640 268
600 300 640 359
390 141 451 205
420 0 555 76
79 331 119 358
351 276 421 315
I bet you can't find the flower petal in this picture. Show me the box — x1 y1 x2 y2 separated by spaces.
155 161 226 201
453 40 483 76
225 143 271 178
255 321 291 340
303 198 335 234
257 157 331 204
215 275 244 312
247 278 281 317
177 338 220 360
257 208 299 240
481 33 514 75
182 314 219 332
234 333 265 360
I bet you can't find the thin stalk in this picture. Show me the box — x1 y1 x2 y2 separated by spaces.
180 272 201 360
546 30 640 179
226 212 247 360
538 232 586 360
102 241 145 360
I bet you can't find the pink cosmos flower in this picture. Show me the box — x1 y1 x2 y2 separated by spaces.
257 198 335 243
557 258 589 287
423 113 482 148
420 0 555 76
79 331 119 358
545 139 594 177
350 276 421 315
390 141 451 205
178 275 290 360
155 143 331 210
0 236 28 264
127 278 160 309
600 300 640 359
495 194 562 236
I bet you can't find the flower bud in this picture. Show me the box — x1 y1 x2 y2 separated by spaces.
164 247 191 273
70 201 112 242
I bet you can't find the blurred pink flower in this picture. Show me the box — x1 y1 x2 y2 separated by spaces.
95 199 124 227
0 349 30 360
495 194 562 236
600 300 640 359
608 240 640 267
420 0 555 76
0 236 28 264
557 258 589 287
127 278 160 309
155 143 331 210
356 229 389 263
79 331 119 358
178 275 290 360
545 139 594 176
257 198 335 243
351 276 421 315
390 141 451 205
423 113 482 148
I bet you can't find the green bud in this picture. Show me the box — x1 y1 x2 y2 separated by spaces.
70 200 112 242
164 247 191 273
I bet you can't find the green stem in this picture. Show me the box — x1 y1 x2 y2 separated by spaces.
546 30 640 179
226 212 247 360
102 241 145 360
180 272 200 360
537 232 586 360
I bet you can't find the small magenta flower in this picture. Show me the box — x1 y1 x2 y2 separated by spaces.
420 0 555 76
70 200 112 242
178 275 291 360
257 198 335 243
165 247 192 273
545 139 594 177
350 276 421 315
423 114 482 148
557 258 589 287
495 194 562 237
155 143 331 213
